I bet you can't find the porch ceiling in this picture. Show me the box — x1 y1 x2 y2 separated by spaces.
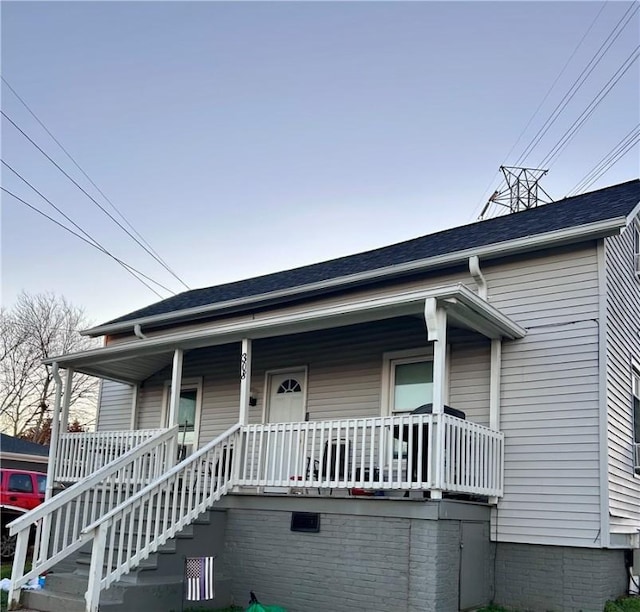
45 284 526 384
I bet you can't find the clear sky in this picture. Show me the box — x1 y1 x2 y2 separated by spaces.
1 1 638 328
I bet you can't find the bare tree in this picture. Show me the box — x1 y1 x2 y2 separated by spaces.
0 292 99 438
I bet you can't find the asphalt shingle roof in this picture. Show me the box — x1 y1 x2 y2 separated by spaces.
105 179 640 328
0 433 49 456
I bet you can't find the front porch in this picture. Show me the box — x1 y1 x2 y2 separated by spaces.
52 411 504 499
8 284 524 611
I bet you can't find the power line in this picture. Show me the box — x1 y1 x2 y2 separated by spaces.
469 1 611 220
513 2 638 168
537 44 639 168
1 184 166 300
0 76 189 290
1 109 191 292
567 124 640 195
2 159 175 295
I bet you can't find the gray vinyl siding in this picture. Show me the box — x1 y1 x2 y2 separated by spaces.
604 218 640 534
96 380 133 431
484 246 602 547
97 243 606 547
133 318 491 444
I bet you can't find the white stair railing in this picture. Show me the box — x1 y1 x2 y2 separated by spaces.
82 423 241 612
7 426 178 610
56 429 164 483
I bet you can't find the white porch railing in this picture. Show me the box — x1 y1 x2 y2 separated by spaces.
55 429 165 483
81 424 240 612
10 416 502 612
236 413 504 497
7 426 179 610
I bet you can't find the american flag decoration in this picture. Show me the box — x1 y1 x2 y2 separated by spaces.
184 556 215 601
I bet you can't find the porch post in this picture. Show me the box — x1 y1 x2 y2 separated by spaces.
239 338 252 426
489 338 502 505
425 298 447 414
129 383 139 430
489 339 502 430
60 367 74 433
168 349 184 426
45 362 63 502
425 298 448 499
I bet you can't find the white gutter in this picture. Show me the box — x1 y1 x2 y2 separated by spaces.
0 452 48 464
83 216 628 338
46 284 526 369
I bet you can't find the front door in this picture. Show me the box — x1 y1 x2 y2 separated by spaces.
265 371 306 485
267 372 306 424
164 382 202 459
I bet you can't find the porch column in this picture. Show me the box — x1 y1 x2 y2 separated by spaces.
239 338 252 426
489 339 502 430
129 383 139 430
60 368 74 433
45 362 63 502
168 349 184 426
424 298 448 499
424 298 447 414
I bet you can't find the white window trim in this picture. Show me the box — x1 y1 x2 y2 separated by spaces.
381 347 448 417
262 366 308 424
161 376 203 450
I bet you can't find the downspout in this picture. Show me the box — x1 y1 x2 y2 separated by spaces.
469 255 488 300
134 324 147 340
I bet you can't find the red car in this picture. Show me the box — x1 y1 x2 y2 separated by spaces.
0 468 47 559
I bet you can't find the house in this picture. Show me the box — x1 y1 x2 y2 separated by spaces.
0 434 49 473
8 178 640 612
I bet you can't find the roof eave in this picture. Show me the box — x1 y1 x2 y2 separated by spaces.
83 215 626 338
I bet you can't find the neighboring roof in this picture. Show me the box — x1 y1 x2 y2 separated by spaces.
94 179 640 334
0 433 49 457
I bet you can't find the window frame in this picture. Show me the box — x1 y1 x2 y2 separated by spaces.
381 347 442 417
161 376 203 451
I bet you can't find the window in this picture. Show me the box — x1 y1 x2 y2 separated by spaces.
382 350 435 461
177 389 198 434
163 377 202 456
633 366 640 473
8 473 33 493
277 379 302 394
392 360 434 413
37 475 47 495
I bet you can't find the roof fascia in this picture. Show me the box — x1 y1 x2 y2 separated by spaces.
47 284 526 371
624 199 640 227
84 216 623 337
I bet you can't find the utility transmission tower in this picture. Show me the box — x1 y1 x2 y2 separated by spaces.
480 166 551 219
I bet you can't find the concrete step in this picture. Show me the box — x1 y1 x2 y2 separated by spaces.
22 588 87 612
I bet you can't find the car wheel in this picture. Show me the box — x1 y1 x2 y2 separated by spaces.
1 526 17 559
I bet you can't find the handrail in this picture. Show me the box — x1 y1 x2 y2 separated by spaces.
82 423 241 535
9 426 178 535
7 425 179 609
81 423 241 612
